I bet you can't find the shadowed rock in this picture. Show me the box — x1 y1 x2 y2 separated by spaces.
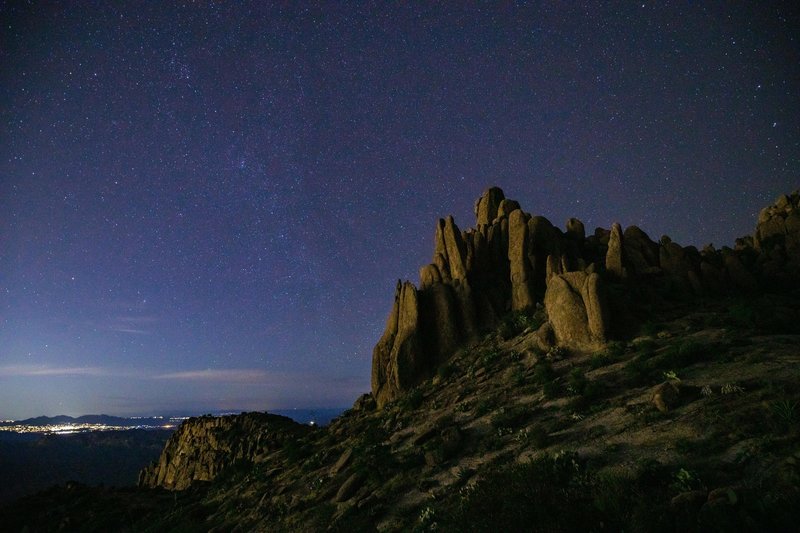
606 223 625 278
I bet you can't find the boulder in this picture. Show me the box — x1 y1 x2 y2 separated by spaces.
651 381 680 413
722 249 757 292
755 191 800 274
330 448 353 476
419 264 442 289
497 198 521 218
544 271 608 351
623 225 660 276
352 394 376 412
659 239 694 277
334 472 365 502
566 218 586 241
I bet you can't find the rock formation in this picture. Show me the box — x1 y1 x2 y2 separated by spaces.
754 190 800 281
544 271 608 351
370 187 800 408
139 413 310 490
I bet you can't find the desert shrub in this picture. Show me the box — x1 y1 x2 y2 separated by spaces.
770 398 798 431
352 441 395 483
627 340 708 384
660 340 705 368
567 368 589 395
589 353 610 369
670 467 702 493
542 380 561 399
434 452 602 531
633 339 657 355
532 361 556 384
283 440 313 463
511 366 526 386
490 405 529 430
473 397 495 417
605 341 627 358
546 345 568 360
527 424 549 448
728 301 757 329
498 309 545 340
400 388 424 411
640 321 662 336
480 347 501 367
437 362 457 381
567 369 603 411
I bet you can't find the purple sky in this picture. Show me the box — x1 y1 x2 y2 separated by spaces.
1 2 798 419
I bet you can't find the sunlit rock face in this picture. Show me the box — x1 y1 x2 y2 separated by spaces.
372 186 600 407
370 187 800 408
138 412 310 490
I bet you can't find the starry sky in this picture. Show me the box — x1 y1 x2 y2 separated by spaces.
1 2 798 419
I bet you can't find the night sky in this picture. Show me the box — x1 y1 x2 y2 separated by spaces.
1 2 798 419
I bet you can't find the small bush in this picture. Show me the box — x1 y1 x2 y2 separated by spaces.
770 398 798 431
437 363 456 381
474 398 495 417
728 301 757 329
542 380 561 399
589 353 610 369
605 341 626 358
490 405 529 430
511 366 526 386
434 452 600 531
400 388 424 411
480 347 501 367
640 321 662 336
533 361 556 384
633 339 657 355
528 424 549 448
498 309 545 340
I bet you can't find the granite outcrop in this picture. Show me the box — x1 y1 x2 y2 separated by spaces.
371 187 800 407
138 412 310 490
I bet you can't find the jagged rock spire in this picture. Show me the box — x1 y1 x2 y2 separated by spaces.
371 186 795 408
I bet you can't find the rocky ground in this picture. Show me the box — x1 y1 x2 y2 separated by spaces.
2 291 799 532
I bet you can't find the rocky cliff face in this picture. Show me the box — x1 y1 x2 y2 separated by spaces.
371 187 800 407
754 190 800 281
138 412 310 490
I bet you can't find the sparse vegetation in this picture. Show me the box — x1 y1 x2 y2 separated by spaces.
498 308 545 340
400 387 424 410
4 288 800 532
437 362 457 381
770 398 798 430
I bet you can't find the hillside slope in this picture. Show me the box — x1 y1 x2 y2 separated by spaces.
2 189 799 532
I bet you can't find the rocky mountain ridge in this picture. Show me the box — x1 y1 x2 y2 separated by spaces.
139 412 309 490
372 187 800 407
2 188 799 532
